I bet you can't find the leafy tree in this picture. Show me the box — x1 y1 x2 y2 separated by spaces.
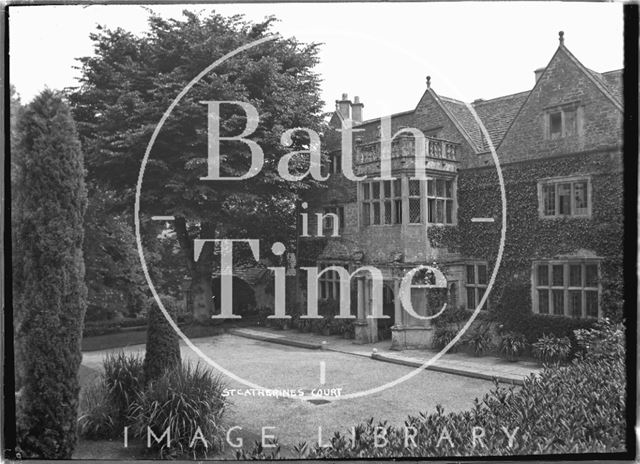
83 186 148 320
13 90 88 458
69 11 326 322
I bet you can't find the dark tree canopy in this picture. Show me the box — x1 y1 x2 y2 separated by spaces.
69 11 326 230
14 89 88 458
69 11 328 321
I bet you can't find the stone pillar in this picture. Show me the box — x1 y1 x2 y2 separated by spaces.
354 277 369 343
365 278 378 343
357 277 365 319
393 279 402 328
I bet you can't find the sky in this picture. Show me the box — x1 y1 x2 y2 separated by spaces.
9 2 624 118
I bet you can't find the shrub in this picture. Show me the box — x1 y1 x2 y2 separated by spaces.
432 326 459 351
491 302 593 345
246 320 625 457
103 352 145 426
129 363 227 458
143 302 181 384
532 334 572 365
255 306 272 327
143 294 184 319
463 327 494 356
77 382 116 439
77 352 145 439
499 331 528 360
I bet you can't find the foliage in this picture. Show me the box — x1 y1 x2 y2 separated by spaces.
428 153 624 326
243 320 625 457
490 289 593 345
77 382 115 439
255 306 273 327
103 352 145 426
432 326 459 352
78 352 144 438
143 294 184 318
573 318 624 361
69 11 328 320
532 334 572 365
83 187 149 321
235 440 282 460
462 326 494 356
129 363 227 459
435 305 471 327
13 90 88 459
143 302 181 384
498 332 528 360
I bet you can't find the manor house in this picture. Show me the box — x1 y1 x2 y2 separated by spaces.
300 31 624 349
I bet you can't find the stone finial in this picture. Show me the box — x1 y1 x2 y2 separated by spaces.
559 31 564 45
426 75 431 89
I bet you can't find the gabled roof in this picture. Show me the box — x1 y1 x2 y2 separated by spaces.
439 96 484 151
589 69 623 103
438 91 530 152
471 91 530 151
357 109 414 127
330 39 622 154
559 44 623 112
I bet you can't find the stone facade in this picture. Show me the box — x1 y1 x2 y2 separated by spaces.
302 32 624 349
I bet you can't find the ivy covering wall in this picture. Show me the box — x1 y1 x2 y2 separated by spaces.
428 150 624 338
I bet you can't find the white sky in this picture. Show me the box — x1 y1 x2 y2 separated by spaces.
9 2 624 118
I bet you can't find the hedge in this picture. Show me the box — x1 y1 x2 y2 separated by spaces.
14 90 88 458
239 320 626 458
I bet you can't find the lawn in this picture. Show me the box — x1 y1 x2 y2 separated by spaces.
78 333 495 457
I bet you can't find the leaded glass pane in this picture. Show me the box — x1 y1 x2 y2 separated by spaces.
569 264 582 287
409 180 420 196
383 180 391 198
466 265 475 284
552 265 564 286
409 198 421 223
478 265 488 285
585 264 598 287
569 290 582 318
384 200 392 224
394 199 402 224
558 183 571 215
553 290 564 316
537 264 549 286
538 289 549 314
362 203 370 226
372 182 380 199
585 291 598 318
574 181 588 215
542 184 555 216
466 287 475 309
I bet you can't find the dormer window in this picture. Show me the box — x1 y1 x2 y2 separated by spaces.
545 104 581 140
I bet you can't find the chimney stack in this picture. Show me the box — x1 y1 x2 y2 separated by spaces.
336 93 351 120
351 96 364 124
534 67 545 84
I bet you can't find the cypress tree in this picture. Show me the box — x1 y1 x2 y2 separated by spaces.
14 90 87 458
143 302 181 383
